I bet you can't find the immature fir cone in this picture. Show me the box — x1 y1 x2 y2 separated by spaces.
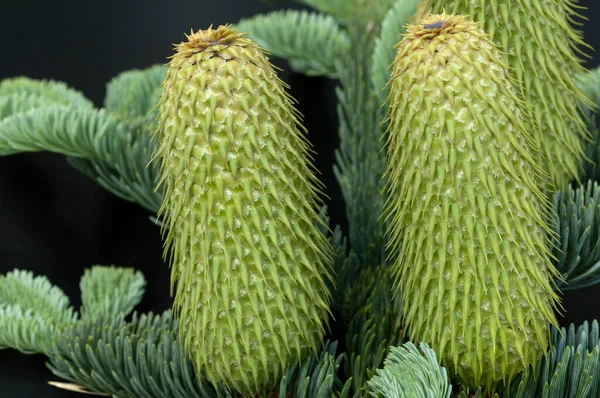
430 0 591 189
153 25 332 395
384 14 560 390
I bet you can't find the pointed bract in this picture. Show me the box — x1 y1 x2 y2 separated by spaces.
153 25 332 395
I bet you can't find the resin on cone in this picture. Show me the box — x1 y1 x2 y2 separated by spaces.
153 25 332 395
429 0 591 189
384 14 560 390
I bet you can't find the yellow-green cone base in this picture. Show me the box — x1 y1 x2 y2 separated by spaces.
154 26 332 395
384 14 560 391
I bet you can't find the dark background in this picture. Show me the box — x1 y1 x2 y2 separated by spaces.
0 1 598 396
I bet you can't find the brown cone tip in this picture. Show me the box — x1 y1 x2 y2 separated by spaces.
408 13 474 38
173 25 244 58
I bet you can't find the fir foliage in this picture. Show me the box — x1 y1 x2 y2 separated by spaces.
0 92 57 119
0 269 73 320
552 181 600 290
370 0 423 106
69 64 164 213
0 105 122 157
48 310 346 398
507 320 600 398
333 23 387 268
104 64 166 123
367 342 452 398
340 264 403 396
0 265 345 398
235 10 350 78
0 305 64 356
328 225 360 312
0 77 94 109
295 0 356 21
295 0 397 23
578 67 600 118
79 266 146 321
454 388 495 398
275 340 345 398
0 68 164 213
67 125 161 213
0 269 76 355
579 66 600 183
327 9 421 393
47 311 224 398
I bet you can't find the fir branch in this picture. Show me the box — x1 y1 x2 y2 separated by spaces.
0 70 163 213
48 310 346 398
0 77 94 109
367 342 452 398
104 65 166 123
0 92 56 120
506 320 600 398
0 104 123 158
582 125 600 184
0 305 64 355
576 66 600 118
0 269 73 321
578 67 600 183
69 65 164 213
79 266 146 322
295 0 354 20
333 24 387 267
75 66 165 214
296 0 397 24
329 225 360 312
342 264 404 396
235 10 350 78
0 101 162 213
0 270 76 355
67 126 162 213
48 311 222 398
276 340 345 398
552 181 600 290
0 262 348 398
370 0 423 107
332 26 398 395
454 387 497 398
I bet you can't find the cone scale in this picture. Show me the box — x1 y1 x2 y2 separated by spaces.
153 25 332 395
384 14 560 390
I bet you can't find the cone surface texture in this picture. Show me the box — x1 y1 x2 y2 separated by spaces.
430 0 590 189
154 25 332 395
384 14 560 391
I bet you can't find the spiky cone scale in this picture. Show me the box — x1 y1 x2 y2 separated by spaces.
153 25 333 395
429 0 591 189
384 14 561 391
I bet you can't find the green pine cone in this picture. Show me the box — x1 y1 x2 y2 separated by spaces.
429 0 591 189
153 25 333 395
384 14 560 391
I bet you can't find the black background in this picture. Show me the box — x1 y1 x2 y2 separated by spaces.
0 1 599 396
